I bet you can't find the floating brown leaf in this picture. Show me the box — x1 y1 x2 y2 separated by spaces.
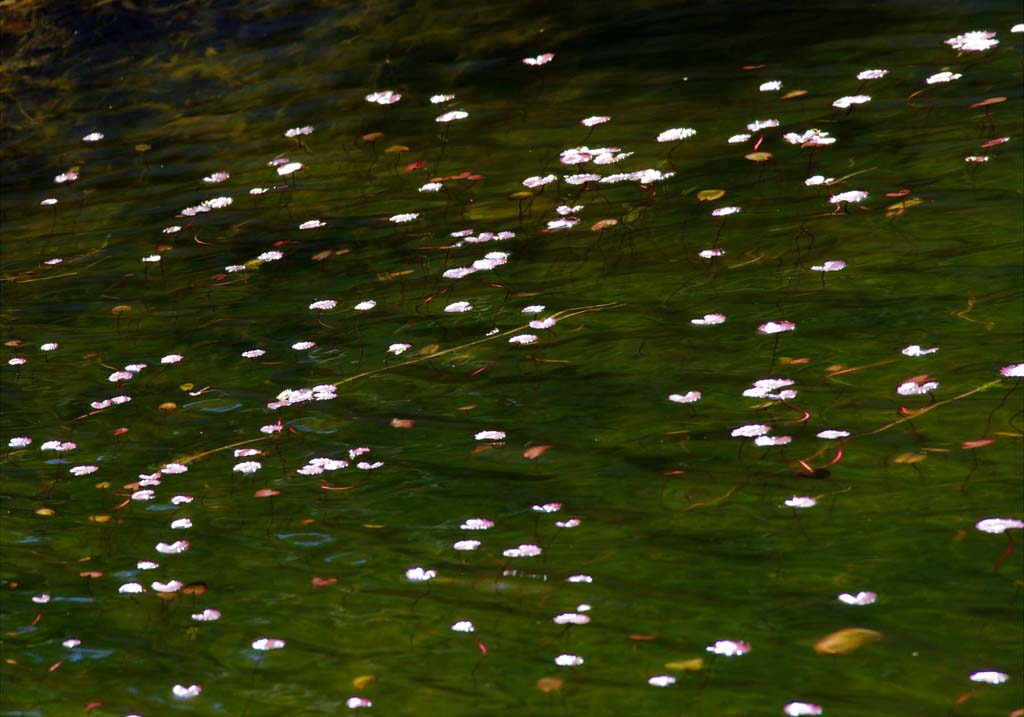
536 677 563 693
523 445 552 460
960 438 994 450
665 658 703 671
312 577 337 588
781 89 807 99
389 418 416 429
254 488 280 498
745 152 773 162
353 675 376 690
814 627 883 655
697 190 725 202
591 218 618 231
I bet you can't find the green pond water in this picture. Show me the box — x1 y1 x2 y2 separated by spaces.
2 1 1023 715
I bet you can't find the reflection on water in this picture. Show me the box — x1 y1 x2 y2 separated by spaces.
1 1 1022 715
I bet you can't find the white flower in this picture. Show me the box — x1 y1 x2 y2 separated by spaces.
299 220 325 230
832 95 871 109
309 300 337 311
475 430 505 441
581 115 610 127
509 334 538 345
711 206 740 217
430 94 455 104
975 518 1024 534
387 343 411 355
503 544 542 557
706 640 750 656
523 175 556 188
119 582 144 594
233 461 262 474
444 301 473 313
258 250 284 262
784 496 816 509
759 80 782 92
857 69 889 80
82 132 104 142
451 620 475 632
276 162 303 176
419 182 443 192
746 118 779 132
784 703 823 716
405 567 436 582
902 344 938 357
816 430 849 440
522 53 554 66
436 110 468 123
460 518 494 530
453 539 481 551
389 213 419 223
553 613 590 625
172 684 202 699
657 128 697 142
691 313 726 326
810 260 845 272
554 654 584 667
668 391 702 404
152 580 182 593
926 71 962 84
284 125 314 138
192 608 221 621
252 638 286 650
648 675 677 687
365 90 401 105
346 697 373 709
728 133 751 143
838 591 877 606
156 540 190 554
970 670 1009 684
945 31 998 52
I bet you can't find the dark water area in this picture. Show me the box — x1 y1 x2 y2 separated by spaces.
1 1 1023 715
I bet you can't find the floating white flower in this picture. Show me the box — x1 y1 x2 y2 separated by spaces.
784 496 816 509
759 80 782 92
365 90 401 105
554 654 584 666
405 567 436 582
706 640 750 656
451 621 475 633
657 128 697 142
436 110 468 123
945 30 998 52
832 95 871 109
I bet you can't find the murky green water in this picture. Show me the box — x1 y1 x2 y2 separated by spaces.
2 2 1022 715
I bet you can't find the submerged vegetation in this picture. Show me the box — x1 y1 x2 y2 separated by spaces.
1 1 1022 715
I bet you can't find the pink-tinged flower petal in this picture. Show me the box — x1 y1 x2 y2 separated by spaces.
436 110 468 123
346 697 373 709
453 539 481 551
62 638 81 648
152 580 183 593
648 675 676 687
533 503 561 513
509 333 538 345
118 583 144 594
758 320 795 334
706 640 750 656
503 543 542 557
522 53 554 66
365 90 401 105
567 574 593 583
731 424 771 438
692 313 726 326
1000 363 1024 377
811 260 845 272
192 608 221 622
945 30 999 52
975 518 1024 534
554 654 583 666
32 593 51 604
838 591 877 606
252 638 286 650
172 684 202 699
711 206 741 217
460 518 494 530
784 703 823 716
970 670 1009 684
553 612 590 625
